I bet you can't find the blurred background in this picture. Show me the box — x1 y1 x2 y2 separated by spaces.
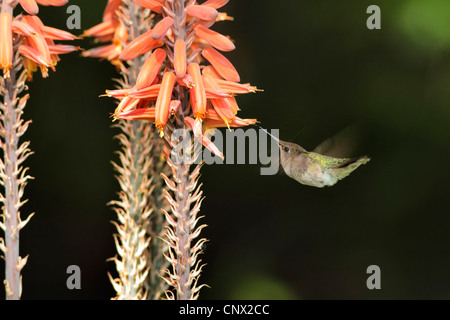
0 0 449 299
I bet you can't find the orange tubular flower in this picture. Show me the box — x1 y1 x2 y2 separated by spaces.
194 26 235 52
186 5 218 21
174 39 187 79
119 29 164 60
155 71 176 135
103 0 122 21
18 45 51 67
205 87 230 99
48 44 79 55
104 88 130 99
215 80 261 94
116 107 157 121
114 96 141 118
133 0 164 13
201 46 239 82
129 84 162 99
187 63 206 120
36 0 69 5
135 48 166 90
83 20 118 39
203 0 230 8
204 108 257 129
18 0 39 15
202 73 235 124
151 17 174 40
0 13 13 78
202 65 223 79
41 26 79 41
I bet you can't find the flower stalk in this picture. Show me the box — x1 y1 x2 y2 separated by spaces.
0 40 33 301
161 149 207 300
0 0 76 299
83 0 171 299
87 0 260 300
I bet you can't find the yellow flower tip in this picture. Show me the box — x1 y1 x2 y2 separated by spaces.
110 111 118 122
157 125 165 137
40 66 49 78
101 90 113 98
79 31 90 39
3 69 10 79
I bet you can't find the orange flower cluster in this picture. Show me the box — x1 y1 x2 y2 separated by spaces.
0 0 78 80
85 0 259 157
81 0 127 67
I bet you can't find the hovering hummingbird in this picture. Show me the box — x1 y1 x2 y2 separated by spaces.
260 127 370 188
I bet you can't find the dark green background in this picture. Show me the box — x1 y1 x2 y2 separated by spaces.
0 0 449 299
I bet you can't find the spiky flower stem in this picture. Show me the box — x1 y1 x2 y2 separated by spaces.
0 31 33 300
162 151 207 300
108 0 170 300
158 0 208 301
145 137 170 299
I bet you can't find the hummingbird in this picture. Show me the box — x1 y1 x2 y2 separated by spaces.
260 127 370 188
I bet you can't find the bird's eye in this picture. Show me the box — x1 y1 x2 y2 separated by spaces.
283 146 290 153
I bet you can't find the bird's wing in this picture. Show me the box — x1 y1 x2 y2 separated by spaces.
313 124 361 158
307 152 353 169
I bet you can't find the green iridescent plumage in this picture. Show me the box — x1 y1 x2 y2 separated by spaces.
306 152 359 169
